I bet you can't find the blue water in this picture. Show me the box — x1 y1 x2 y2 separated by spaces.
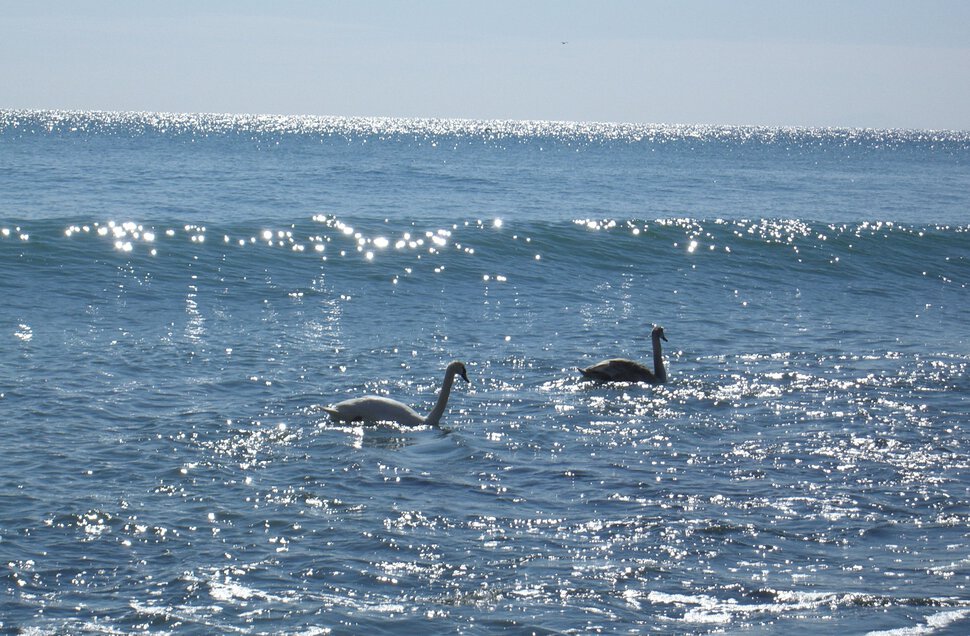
2 110 970 634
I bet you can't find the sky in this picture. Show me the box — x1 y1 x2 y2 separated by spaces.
2 0 969 130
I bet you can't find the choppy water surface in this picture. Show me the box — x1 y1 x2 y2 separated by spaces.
1 111 969 634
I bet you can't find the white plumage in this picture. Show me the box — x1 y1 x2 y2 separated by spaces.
323 361 469 426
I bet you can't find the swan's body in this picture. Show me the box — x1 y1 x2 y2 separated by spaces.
323 361 469 426
579 326 668 384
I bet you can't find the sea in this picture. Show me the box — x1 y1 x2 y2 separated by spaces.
1 109 969 635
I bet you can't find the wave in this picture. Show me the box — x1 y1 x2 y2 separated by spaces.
3 216 966 362
2 216 967 297
3 215 966 275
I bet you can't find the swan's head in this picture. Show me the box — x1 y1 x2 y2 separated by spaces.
652 325 667 342
447 360 470 383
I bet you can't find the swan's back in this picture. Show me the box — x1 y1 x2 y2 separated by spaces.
323 360 469 427
579 358 659 383
324 396 425 426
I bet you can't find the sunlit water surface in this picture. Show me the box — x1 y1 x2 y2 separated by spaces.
1 111 969 634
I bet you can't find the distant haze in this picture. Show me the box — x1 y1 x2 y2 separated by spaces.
2 0 969 130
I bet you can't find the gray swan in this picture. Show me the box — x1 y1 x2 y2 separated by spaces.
578 326 668 384
323 361 469 426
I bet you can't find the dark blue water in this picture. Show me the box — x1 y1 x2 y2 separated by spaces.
2 110 969 634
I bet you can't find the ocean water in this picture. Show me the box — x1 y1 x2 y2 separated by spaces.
1 110 969 634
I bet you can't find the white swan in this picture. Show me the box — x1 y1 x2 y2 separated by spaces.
578 325 668 384
323 361 470 426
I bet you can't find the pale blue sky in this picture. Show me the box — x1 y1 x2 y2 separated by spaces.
2 0 969 129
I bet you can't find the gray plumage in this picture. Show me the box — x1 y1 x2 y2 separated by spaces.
578 326 668 384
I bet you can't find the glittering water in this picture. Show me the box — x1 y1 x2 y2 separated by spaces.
1 111 970 634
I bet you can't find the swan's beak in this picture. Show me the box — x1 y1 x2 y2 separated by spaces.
460 369 470 383
660 333 668 342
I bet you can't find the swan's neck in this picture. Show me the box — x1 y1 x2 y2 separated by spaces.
652 336 667 383
424 369 458 426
